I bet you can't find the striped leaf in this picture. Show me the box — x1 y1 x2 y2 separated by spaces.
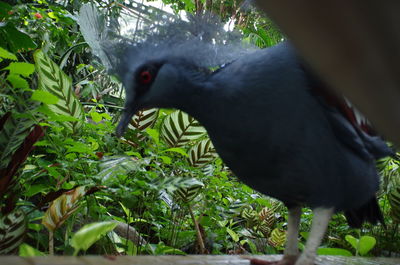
259 207 276 228
98 156 141 181
223 200 247 216
0 113 35 169
33 50 84 132
0 209 27 254
188 139 217 167
241 207 259 228
126 108 159 142
258 222 271 237
202 164 214 176
388 187 400 223
42 186 86 232
161 110 206 147
154 176 204 196
268 228 286 248
174 182 204 204
129 108 159 131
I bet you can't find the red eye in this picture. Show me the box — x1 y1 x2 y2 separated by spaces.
139 70 152 84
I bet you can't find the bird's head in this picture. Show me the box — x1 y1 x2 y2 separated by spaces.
116 56 210 137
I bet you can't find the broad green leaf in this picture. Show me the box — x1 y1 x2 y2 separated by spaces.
0 2 12 19
6 74 29 89
31 90 59 104
64 139 92 154
226 228 239 242
182 0 195 11
3 62 35 77
358 236 376 256
345 235 358 250
146 128 159 145
163 147 188 157
0 23 37 52
90 111 102 123
47 12 57 20
317 247 352 256
34 49 84 132
0 47 17 60
23 184 48 197
19 243 45 257
71 221 117 254
159 155 172 164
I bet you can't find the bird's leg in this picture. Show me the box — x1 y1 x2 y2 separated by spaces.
295 207 334 265
281 206 302 264
249 206 302 265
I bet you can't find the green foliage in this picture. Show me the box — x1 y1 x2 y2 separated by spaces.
34 49 84 133
0 0 399 259
161 110 207 147
345 235 376 256
0 209 27 254
71 221 118 255
19 243 45 257
317 247 352 256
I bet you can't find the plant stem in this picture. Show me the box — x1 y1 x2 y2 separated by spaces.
187 204 206 254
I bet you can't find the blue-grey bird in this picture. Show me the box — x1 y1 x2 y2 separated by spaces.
78 5 392 265
115 42 392 265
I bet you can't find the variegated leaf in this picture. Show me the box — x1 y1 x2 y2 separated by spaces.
126 108 159 142
202 164 214 176
128 108 159 131
97 156 141 181
174 182 204 204
34 50 84 132
259 207 275 228
161 110 206 147
42 186 86 232
389 187 400 223
0 209 27 254
0 113 35 169
188 139 217 167
268 228 286 248
258 222 271 237
241 207 259 227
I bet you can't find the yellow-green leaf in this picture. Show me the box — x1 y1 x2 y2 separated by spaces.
3 62 35 77
0 47 17 60
71 221 117 254
31 90 59 104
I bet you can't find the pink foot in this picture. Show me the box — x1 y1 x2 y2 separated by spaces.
249 255 299 265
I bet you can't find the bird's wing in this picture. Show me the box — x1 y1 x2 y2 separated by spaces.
306 68 394 160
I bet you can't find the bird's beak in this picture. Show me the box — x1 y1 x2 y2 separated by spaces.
116 105 139 137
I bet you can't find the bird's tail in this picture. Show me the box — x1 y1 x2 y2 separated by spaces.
344 197 385 228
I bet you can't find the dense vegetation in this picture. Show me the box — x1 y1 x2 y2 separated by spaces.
0 0 399 257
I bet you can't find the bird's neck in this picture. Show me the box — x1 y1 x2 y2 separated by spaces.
176 81 226 130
